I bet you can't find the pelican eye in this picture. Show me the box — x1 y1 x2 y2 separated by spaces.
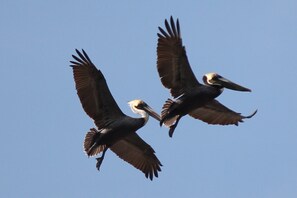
135 103 144 109
211 74 220 80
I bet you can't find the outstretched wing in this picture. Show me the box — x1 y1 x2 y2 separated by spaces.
70 49 125 128
110 133 162 180
157 16 201 98
189 100 257 125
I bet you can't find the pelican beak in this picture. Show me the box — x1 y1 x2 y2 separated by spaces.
142 104 161 121
217 76 251 92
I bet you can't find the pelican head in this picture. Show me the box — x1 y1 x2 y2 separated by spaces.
128 99 161 123
203 72 251 92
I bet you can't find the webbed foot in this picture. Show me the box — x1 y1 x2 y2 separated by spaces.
96 157 103 171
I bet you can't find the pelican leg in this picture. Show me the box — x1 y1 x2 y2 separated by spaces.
96 147 108 171
90 128 99 133
168 116 181 137
160 118 165 126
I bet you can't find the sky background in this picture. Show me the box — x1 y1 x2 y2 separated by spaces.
1 0 297 197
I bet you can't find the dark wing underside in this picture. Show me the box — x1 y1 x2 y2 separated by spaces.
70 49 124 128
157 16 201 98
110 133 162 180
189 100 257 125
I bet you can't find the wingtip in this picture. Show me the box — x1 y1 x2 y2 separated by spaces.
245 109 258 119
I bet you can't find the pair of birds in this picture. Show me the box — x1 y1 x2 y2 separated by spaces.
70 17 257 180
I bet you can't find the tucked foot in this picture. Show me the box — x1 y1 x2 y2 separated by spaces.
96 157 103 171
168 115 181 137
169 124 177 137
90 128 99 133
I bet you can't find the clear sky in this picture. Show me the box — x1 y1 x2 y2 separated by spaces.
1 0 297 197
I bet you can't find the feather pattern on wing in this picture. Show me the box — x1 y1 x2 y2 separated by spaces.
157 16 201 98
189 100 257 125
70 49 124 128
110 133 162 180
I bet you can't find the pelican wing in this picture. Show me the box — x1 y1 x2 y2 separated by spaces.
157 16 201 98
110 133 162 180
70 49 124 128
189 100 257 125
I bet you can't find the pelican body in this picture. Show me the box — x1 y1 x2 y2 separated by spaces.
70 49 161 180
157 17 257 137
162 85 223 119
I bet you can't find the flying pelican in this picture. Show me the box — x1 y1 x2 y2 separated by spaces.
70 49 162 180
157 17 257 137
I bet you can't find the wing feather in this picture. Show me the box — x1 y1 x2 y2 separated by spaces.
110 133 162 180
157 16 201 98
70 49 124 128
189 100 257 125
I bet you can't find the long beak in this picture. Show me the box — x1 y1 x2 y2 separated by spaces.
142 105 161 121
217 76 251 92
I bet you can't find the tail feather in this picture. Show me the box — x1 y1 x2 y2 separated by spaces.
84 128 105 157
161 99 179 127
163 115 179 127
161 98 175 119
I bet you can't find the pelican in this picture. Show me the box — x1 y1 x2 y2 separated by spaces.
70 49 162 180
157 17 257 137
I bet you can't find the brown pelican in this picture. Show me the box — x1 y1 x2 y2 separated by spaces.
70 49 162 180
157 17 257 137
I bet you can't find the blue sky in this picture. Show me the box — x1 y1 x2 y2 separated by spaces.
1 0 297 197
